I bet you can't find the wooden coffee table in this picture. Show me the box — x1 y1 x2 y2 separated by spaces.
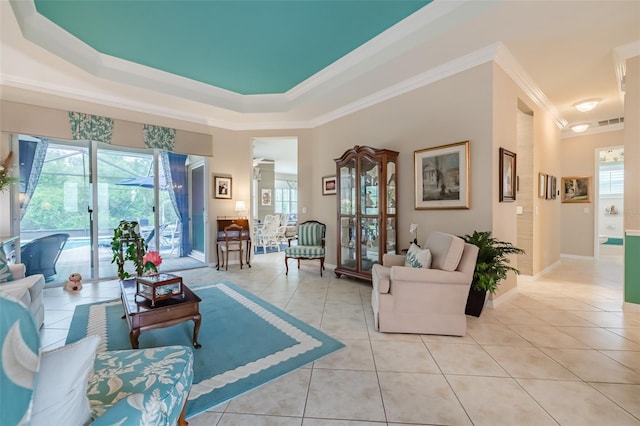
120 278 202 349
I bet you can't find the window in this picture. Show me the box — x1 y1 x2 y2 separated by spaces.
599 162 623 196
274 180 297 216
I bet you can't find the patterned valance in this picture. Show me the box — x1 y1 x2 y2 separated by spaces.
143 124 176 151
68 111 114 143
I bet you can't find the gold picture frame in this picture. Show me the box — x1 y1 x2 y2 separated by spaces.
561 176 591 203
414 141 470 210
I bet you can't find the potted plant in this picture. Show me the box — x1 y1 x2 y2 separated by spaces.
111 220 147 279
461 231 525 317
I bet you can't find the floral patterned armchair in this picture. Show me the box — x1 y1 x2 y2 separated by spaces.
0 292 194 426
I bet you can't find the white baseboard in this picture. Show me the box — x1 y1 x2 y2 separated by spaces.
560 253 595 260
487 287 519 309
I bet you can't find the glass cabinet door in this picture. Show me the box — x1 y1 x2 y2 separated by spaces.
340 161 355 215
360 156 379 216
360 217 379 271
339 217 356 269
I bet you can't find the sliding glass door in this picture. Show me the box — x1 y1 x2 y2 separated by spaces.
19 137 94 282
16 135 202 285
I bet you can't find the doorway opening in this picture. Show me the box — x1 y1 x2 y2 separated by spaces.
595 146 624 262
252 137 298 254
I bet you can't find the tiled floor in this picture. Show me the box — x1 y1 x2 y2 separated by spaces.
41 246 640 425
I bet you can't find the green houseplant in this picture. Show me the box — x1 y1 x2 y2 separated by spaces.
111 220 147 279
461 231 525 316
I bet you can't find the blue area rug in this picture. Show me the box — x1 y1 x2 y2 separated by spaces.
602 237 623 246
66 281 344 419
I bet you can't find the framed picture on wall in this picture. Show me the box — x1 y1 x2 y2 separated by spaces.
499 148 516 202
551 176 557 199
414 140 470 209
546 175 553 199
538 172 547 198
214 175 232 199
561 176 591 203
322 175 337 195
261 189 272 206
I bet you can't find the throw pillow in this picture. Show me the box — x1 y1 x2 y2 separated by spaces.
31 335 100 426
0 250 14 283
404 243 432 269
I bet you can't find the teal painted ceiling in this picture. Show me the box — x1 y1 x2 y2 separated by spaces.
34 0 431 95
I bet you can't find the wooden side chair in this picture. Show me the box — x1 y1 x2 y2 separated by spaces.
284 220 326 276
220 223 244 270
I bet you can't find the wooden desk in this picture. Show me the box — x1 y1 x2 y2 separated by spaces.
216 218 252 270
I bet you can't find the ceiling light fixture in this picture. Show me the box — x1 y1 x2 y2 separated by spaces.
570 123 590 133
574 99 600 112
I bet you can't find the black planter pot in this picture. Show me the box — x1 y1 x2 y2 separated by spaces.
465 286 487 317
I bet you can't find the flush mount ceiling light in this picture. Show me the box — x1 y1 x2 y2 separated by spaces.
570 123 590 133
574 99 600 112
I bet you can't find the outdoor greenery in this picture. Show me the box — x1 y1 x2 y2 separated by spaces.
21 146 177 233
461 231 525 294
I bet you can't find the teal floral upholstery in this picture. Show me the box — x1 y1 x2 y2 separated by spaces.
0 293 40 425
285 220 326 276
89 346 193 425
0 292 194 426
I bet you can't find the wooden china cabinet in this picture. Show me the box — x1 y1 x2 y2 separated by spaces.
334 145 399 281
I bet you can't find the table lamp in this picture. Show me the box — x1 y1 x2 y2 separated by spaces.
235 200 246 218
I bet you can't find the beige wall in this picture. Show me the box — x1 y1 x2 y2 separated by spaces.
560 130 624 257
314 63 495 266
1 60 568 284
624 55 640 231
492 64 562 296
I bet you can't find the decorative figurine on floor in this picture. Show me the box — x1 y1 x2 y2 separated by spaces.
63 272 83 292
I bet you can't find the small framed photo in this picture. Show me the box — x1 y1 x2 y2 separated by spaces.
261 189 272 206
414 141 470 209
561 176 591 203
499 148 516 202
538 173 547 198
214 176 232 199
322 175 337 195
546 175 554 199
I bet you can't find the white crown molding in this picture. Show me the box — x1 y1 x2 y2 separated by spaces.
311 43 501 127
5 0 562 132
613 40 640 96
8 0 474 116
493 43 567 129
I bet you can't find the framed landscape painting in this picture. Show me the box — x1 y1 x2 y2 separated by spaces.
414 141 470 209
561 176 591 203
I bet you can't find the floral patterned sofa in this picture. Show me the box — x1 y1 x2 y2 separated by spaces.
0 292 194 426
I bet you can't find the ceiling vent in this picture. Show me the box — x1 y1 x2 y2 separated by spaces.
598 117 624 127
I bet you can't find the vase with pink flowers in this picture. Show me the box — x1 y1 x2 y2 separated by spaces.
142 250 163 276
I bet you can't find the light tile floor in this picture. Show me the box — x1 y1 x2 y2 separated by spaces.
41 246 640 425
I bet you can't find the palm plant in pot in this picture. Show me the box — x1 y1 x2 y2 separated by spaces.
461 231 525 317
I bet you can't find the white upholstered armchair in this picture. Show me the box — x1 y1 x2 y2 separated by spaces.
371 232 479 336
